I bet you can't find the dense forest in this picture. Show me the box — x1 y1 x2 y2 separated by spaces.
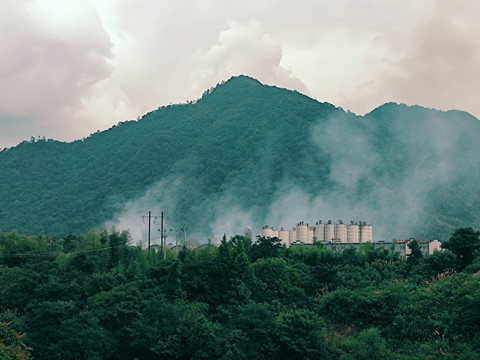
1 227 479 359
1 76 480 241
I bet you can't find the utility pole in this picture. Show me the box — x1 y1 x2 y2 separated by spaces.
181 225 188 250
175 230 179 256
163 228 167 260
143 211 152 253
157 212 171 260
160 211 164 256
142 211 159 254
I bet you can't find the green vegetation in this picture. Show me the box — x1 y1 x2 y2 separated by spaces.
1 227 479 359
1 76 480 240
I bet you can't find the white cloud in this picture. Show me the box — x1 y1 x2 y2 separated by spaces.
190 19 308 96
376 0 480 116
0 0 112 146
1 0 479 149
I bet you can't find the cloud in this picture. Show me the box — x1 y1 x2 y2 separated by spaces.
190 19 308 96
104 176 184 245
0 0 113 147
210 204 255 242
385 3 480 114
2 0 479 150
358 0 480 116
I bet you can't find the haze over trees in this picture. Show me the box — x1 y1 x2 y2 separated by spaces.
0 228 479 359
0 76 480 241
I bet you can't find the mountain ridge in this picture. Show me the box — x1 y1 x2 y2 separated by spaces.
0 75 479 241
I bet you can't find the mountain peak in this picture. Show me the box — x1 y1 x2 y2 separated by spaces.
201 75 264 98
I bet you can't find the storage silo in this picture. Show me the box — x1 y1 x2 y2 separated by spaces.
307 226 314 244
359 221 373 242
261 226 273 238
271 229 279 238
347 221 359 243
325 220 335 243
335 220 347 243
315 221 325 243
278 227 290 247
296 221 308 243
289 229 297 244
368 224 373 242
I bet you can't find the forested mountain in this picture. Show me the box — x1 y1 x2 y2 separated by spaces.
1 75 479 241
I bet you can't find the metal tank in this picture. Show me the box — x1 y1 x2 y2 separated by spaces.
335 220 347 243
325 220 335 243
296 221 308 243
315 221 325 243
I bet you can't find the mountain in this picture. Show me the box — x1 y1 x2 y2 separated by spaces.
0 75 479 242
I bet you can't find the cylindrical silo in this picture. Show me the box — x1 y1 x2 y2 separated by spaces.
307 226 314 244
359 221 373 243
271 229 279 238
289 229 297 244
261 226 273 238
347 221 359 243
335 220 347 243
315 221 325 243
296 222 308 243
325 220 335 243
278 227 289 247
362 223 373 242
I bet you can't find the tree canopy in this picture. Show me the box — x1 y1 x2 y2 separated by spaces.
442 227 480 270
0 227 479 359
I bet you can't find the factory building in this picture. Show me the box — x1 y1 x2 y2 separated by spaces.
261 220 373 247
260 222 442 257
324 239 442 257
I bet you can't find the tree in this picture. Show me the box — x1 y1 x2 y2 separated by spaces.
0 316 32 360
24 300 114 360
442 228 480 270
108 229 131 269
250 236 282 262
407 239 423 269
130 298 221 359
341 328 389 360
227 302 278 359
251 258 296 302
275 309 329 359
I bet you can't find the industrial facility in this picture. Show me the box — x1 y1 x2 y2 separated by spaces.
261 220 373 247
260 220 442 256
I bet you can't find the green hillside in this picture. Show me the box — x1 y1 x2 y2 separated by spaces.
0 75 479 240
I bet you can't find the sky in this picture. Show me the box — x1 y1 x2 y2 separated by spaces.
1 0 479 149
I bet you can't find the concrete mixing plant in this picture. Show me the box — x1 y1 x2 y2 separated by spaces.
261 220 373 248
260 220 442 257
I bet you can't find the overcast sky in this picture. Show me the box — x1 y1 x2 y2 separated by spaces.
1 0 479 149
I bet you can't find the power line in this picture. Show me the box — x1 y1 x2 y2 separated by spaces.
0 243 129 259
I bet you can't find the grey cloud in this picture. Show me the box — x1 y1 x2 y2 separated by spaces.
0 113 46 149
190 20 309 97
0 1 113 147
373 1 480 117
2 0 480 150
